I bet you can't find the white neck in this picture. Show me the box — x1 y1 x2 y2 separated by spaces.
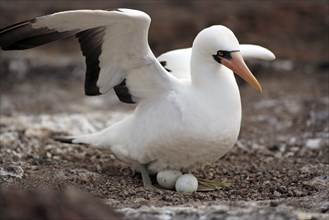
190 49 237 90
190 48 242 118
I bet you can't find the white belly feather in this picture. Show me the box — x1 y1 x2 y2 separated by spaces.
105 79 242 173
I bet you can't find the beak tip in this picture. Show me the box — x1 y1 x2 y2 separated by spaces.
226 52 263 94
256 83 263 93
258 86 263 93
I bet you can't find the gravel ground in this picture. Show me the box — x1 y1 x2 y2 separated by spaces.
0 1 328 219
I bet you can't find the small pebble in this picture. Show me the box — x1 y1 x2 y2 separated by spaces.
305 139 321 149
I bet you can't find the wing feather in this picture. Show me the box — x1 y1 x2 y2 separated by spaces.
0 9 174 102
0 19 76 50
76 27 106 95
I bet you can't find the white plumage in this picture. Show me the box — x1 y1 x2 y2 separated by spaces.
0 9 275 189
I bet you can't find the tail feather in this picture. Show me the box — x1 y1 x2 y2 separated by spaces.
53 132 103 146
53 136 77 144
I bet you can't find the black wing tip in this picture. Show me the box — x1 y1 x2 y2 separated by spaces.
1 17 76 51
84 80 101 96
0 19 34 50
0 19 35 34
1 44 36 50
113 79 136 104
76 27 106 97
85 90 102 96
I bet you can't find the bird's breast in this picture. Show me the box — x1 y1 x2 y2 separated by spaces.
141 85 242 173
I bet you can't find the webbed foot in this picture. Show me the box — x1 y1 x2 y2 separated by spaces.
138 164 162 192
197 178 231 191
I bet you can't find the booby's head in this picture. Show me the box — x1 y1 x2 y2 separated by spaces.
193 25 262 92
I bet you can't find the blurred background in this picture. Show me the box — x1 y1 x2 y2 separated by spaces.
1 1 328 60
0 0 328 114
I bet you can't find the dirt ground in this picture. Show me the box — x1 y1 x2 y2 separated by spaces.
0 1 328 219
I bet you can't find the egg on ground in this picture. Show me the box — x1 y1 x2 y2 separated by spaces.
156 170 182 190
175 174 198 192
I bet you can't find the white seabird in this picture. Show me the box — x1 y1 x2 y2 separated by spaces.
0 9 275 190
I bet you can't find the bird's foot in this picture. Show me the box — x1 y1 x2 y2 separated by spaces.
144 182 163 192
139 164 162 192
197 178 231 192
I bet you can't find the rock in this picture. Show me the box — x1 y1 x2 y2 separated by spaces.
0 132 19 147
305 139 322 149
0 164 24 181
272 60 294 71
273 190 281 197
0 188 121 220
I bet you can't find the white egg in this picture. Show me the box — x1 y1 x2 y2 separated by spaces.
175 174 198 193
156 170 183 190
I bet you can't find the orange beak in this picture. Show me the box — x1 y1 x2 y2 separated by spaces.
221 52 262 93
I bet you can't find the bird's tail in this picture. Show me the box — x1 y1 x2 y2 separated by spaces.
53 132 102 146
53 136 77 144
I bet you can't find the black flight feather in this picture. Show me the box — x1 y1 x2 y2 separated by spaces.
113 79 136 104
76 27 106 96
0 19 77 50
0 9 137 104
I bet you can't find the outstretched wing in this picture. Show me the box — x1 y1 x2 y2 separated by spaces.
157 44 276 79
0 9 175 103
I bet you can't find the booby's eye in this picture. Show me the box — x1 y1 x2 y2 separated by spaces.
217 51 224 57
213 50 231 63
